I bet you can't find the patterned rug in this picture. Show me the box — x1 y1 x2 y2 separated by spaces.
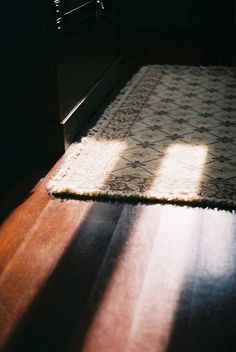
48 65 236 209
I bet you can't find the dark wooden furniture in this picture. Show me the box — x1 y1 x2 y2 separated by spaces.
0 0 121 196
1 0 121 157
54 0 121 149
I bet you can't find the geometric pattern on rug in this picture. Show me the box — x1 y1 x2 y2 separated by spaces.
48 65 236 209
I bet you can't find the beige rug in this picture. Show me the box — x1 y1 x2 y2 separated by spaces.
48 65 236 209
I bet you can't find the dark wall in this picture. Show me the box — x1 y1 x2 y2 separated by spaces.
1 2 57 50
121 0 233 29
234 0 236 23
119 0 234 50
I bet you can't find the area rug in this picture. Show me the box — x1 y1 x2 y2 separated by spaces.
48 65 236 209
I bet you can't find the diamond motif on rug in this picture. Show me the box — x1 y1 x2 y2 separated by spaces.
48 65 236 209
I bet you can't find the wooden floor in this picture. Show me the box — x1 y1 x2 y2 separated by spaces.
0 40 236 352
0 181 235 352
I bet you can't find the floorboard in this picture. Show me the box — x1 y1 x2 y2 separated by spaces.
3 202 124 352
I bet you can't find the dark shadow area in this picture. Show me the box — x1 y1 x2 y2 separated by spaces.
0 148 59 225
122 35 235 68
3 201 129 352
167 274 236 352
167 279 236 352
119 0 235 66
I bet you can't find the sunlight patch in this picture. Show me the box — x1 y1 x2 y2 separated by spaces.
200 210 236 279
150 144 208 199
48 139 127 195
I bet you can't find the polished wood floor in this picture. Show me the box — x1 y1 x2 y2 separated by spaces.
1 185 235 352
0 40 236 352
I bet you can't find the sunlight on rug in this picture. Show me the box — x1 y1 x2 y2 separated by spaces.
50 139 127 194
48 65 236 209
150 144 208 199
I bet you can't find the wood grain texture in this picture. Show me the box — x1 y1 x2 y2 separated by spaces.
3 202 124 352
70 205 236 352
0 151 93 350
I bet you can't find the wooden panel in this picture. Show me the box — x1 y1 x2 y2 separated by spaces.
57 4 118 121
62 57 122 148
